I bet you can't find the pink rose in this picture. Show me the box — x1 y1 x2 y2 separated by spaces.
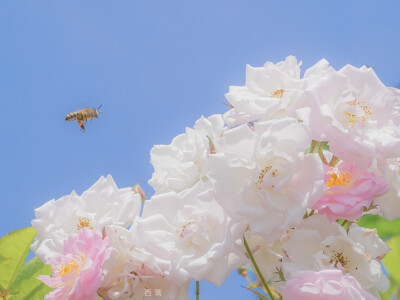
38 229 109 300
313 161 388 221
281 269 378 300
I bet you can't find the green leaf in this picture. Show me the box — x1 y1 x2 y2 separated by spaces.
321 141 329 150
383 236 400 283
8 257 51 300
0 227 36 298
357 215 400 240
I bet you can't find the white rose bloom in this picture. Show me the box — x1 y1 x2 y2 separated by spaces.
31 175 142 262
99 225 189 300
148 114 225 194
209 118 325 242
223 56 304 127
135 182 246 286
281 215 390 295
374 158 400 220
301 61 400 168
347 224 391 260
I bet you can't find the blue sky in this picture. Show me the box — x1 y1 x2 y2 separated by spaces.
1 1 399 299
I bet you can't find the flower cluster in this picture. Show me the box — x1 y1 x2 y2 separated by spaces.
32 56 400 299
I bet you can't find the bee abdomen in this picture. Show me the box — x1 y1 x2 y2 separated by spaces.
65 111 83 121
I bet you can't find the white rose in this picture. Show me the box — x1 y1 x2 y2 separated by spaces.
135 181 246 286
31 175 142 261
99 225 189 300
148 114 225 194
281 215 390 295
209 118 325 242
223 56 304 127
374 158 400 220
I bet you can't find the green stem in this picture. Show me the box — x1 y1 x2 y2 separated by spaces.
196 280 199 300
310 140 317 153
329 155 339 167
317 142 329 165
243 234 275 300
340 219 348 227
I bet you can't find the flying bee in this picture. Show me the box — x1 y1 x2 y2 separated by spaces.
65 105 102 132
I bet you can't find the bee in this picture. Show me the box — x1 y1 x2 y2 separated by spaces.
65 105 102 132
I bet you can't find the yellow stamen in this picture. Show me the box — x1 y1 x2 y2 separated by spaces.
344 99 372 125
326 168 353 187
77 217 94 231
270 89 284 99
58 259 80 276
255 165 272 187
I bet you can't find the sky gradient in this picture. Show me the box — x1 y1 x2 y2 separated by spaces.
1 1 400 299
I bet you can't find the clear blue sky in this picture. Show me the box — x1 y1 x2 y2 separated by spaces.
1 1 399 299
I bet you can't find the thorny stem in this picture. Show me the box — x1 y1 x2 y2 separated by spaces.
196 280 200 300
243 234 275 300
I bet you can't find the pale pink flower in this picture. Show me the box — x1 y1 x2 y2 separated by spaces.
312 161 388 221
281 269 378 300
38 229 110 300
302 62 400 168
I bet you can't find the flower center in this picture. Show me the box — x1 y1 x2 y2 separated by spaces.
57 259 80 277
328 250 350 269
255 165 273 188
344 99 372 125
177 221 194 239
77 217 94 231
270 89 284 98
175 212 213 248
325 168 353 187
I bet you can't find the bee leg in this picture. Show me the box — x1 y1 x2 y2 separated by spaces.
78 120 85 133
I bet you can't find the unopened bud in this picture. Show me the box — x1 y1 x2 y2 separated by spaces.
238 266 247 277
